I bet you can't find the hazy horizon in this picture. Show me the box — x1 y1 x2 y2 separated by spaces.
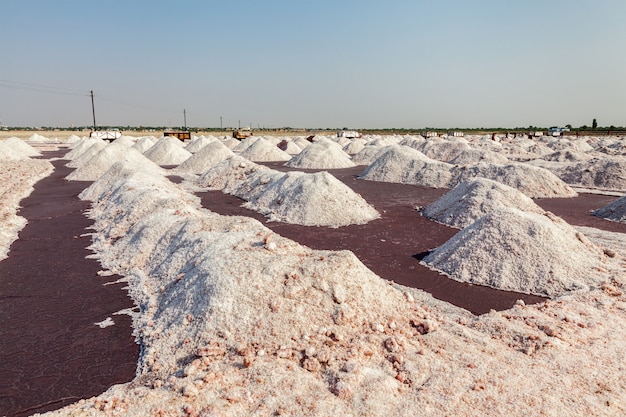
2 1 625 129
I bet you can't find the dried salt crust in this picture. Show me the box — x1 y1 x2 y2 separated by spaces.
29 155 626 417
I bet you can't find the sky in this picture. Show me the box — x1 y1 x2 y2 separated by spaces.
1 0 625 129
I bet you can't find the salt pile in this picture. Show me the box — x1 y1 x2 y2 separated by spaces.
239 137 291 162
278 139 303 155
293 136 312 149
0 138 40 160
417 139 470 163
451 163 577 198
232 136 260 152
351 145 390 165
448 148 509 165
423 208 607 297
143 137 192 166
359 145 453 188
175 141 236 175
593 194 626 223
185 136 216 153
541 150 592 162
286 142 355 169
243 170 380 227
132 137 156 153
111 136 136 147
65 140 108 167
66 142 164 181
341 139 365 155
198 156 379 227
559 157 626 192
421 178 544 229
220 136 241 149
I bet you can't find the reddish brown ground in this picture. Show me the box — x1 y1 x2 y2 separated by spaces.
0 152 138 417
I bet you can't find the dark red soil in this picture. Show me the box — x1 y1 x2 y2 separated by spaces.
0 151 138 417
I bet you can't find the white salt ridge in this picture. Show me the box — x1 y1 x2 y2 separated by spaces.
198 156 378 227
0 137 41 158
66 143 163 181
559 157 626 192
243 171 380 227
143 137 192 166
423 208 607 297
239 137 291 162
451 163 577 198
593 194 626 223
422 178 544 229
286 142 355 169
359 145 453 188
175 141 236 175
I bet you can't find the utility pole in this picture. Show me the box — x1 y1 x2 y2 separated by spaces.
183 109 187 130
220 116 222 130
90 90 97 131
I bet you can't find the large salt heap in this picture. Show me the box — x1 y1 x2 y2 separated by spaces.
359 145 454 188
559 157 626 192
66 142 164 181
286 142 355 169
0 137 41 158
243 171 380 227
593 194 626 223
185 136 216 154
143 137 192 166
423 208 607 297
421 178 544 229
239 137 291 162
451 163 577 198
65 140 108 167
448 148 509 165
175 141 236 175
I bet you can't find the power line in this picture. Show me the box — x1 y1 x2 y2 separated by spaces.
0 79 88 97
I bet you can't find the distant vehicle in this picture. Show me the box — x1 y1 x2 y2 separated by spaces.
548 127 570 137
164 131 191 141
90 130 122 141
337 130 362 139
233 127 253 139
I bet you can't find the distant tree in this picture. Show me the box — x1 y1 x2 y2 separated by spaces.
565 124 572 129
592 119 598 129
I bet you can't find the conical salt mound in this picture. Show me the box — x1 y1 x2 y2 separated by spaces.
342 140 366 155
239 137 291 162
422 178 544 229
64 137 106 160
593 194 626 223
132 137 156 153
143 137 192 166
111 136 136 147
243 171 380 227
359 145 453 188
285 142 355 169
66 141 108 167
423 208 606 297
352 145 390 165
559 157 626 192
175 141 235 174
185 136 216 153
0 137 40 158
451 163 577 198
66 142 164 181
232 136 260 152
448 149 509 165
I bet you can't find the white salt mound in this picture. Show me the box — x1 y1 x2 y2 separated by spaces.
175 141 236 175
593 194 626 223
185 136 216 153
423 208 606 297
448 149 509 165
239 137 291 162
451 163 577 198
65 141 108 167
243 170 380 227
66 142 164 181
422 178 544 229
417 140 470 163
1 137 41 158
232 136 260 152
359 145 453 188
111 136 136 147
132 137 156 153
352 145 390 165
143 137 193 166
342 140 365 155
559 157 626 191
286 142 356 169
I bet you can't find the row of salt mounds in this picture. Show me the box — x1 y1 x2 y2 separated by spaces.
593 194 626 223
66 142 165 181
175 140 236 175
243 170 380 227
143 136 192 166
451 163 577 198
423 208 608 297
198 156 378 227
558 157 626 192
0 137 41 159
239 137 291 162
286 141 355 169
79 166 437 416
421 178 544 229
359 145 453 188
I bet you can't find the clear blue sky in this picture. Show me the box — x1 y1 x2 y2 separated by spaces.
1 0 625 129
